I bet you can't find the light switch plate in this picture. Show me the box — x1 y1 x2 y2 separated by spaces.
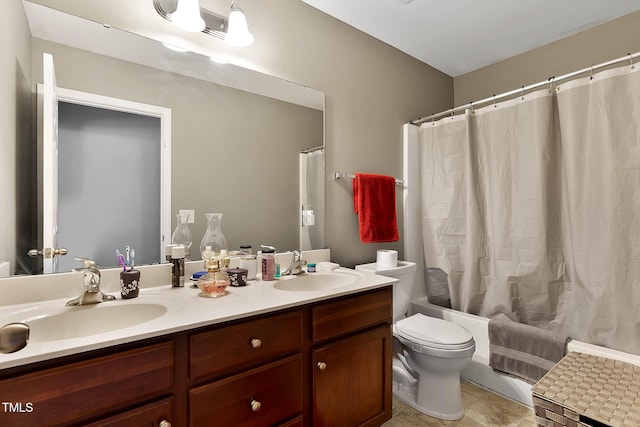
179 209 195 224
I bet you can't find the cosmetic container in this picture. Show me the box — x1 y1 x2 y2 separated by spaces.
171 245 185 287
261 248 276 281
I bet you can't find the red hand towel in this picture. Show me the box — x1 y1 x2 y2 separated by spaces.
353 173 399 243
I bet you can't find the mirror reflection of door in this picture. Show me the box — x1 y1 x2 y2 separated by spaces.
37 52 60 274
33 53 171 274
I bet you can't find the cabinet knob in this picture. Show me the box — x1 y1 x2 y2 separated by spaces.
317 362 327 370
159 420 171 427
250 338 262 348
250 399 262 412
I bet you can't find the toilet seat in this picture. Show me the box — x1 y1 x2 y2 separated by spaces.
395 314 475 356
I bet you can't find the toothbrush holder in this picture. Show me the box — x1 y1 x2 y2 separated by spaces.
120 269 140 299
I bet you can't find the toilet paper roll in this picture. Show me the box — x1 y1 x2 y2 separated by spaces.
376 250 398 269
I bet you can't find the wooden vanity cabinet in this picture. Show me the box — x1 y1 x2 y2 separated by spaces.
0 285 392 427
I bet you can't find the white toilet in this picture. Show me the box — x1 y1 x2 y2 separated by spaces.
355 261 475 421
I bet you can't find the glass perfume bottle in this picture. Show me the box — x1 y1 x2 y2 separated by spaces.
171 212 192 258
200 213 228 260
196 258 230 297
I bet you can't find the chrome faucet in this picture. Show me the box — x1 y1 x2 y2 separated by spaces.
283 250 307 276
66 258 116 306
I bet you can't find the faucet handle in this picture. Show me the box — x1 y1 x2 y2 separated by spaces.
74 257 98 269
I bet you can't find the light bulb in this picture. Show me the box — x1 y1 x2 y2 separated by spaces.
225 6 254 47
171 0 206 32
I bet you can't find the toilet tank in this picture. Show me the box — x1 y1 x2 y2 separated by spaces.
355 261 416 321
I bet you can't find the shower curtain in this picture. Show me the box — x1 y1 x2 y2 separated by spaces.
299 149 325 250
419 63 640 354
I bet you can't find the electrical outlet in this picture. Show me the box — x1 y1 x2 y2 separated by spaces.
179 209 195 224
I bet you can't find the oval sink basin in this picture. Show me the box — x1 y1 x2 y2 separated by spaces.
273 270 361 292
22 303 167 342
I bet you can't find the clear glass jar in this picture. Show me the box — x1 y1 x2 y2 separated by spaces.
171 213 192 258
199 213 228 260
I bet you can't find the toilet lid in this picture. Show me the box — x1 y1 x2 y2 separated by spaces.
396 313 474 350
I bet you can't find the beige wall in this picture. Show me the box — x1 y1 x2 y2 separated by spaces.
454 10 640 105
0 1 32 274
26 0 454 268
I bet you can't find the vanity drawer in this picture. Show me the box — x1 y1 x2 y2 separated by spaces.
189 310 303 380
312 286 392 342
84 397 173 427
0 341 173 427
189 354 303 427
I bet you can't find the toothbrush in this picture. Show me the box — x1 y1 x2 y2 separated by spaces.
125 245 131 270
117 253 126 271
130 248 135 270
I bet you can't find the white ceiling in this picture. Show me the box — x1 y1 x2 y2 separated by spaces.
302 0 640 77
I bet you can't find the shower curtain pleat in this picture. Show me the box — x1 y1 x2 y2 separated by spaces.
418 63 640 355
556 65 640 354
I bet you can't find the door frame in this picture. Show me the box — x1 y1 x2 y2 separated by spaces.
41 86 172 263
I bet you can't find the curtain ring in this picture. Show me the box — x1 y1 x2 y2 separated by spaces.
493 95 497 108
548 77 555 93
450 109 454 120
470 101 474 113
521 85 525 100
590 64 594 80
629 53 635 70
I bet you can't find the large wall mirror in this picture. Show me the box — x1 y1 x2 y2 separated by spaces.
1 0 325 276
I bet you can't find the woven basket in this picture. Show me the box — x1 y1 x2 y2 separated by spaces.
532 352 640 427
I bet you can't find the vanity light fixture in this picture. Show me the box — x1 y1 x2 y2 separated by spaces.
153 0 254 47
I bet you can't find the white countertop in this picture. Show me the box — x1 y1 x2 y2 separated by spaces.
0 261 395 370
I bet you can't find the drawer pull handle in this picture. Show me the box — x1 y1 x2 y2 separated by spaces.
250 338 262 348
317 362 327 370
159 420 171 427
250 399 262 412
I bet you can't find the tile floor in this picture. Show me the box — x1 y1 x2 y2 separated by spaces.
382 381 537 427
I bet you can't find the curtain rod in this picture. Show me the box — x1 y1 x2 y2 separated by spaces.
410 51 639 126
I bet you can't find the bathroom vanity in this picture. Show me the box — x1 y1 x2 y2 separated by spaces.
0 267 394 427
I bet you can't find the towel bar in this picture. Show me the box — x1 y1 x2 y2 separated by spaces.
333 172 404 185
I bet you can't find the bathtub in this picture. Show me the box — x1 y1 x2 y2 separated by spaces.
410 297 640 408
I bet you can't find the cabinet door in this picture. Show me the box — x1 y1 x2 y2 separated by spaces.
312 325 392 427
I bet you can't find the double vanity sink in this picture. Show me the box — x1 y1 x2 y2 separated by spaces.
0 258 396 427
0 264 386 369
